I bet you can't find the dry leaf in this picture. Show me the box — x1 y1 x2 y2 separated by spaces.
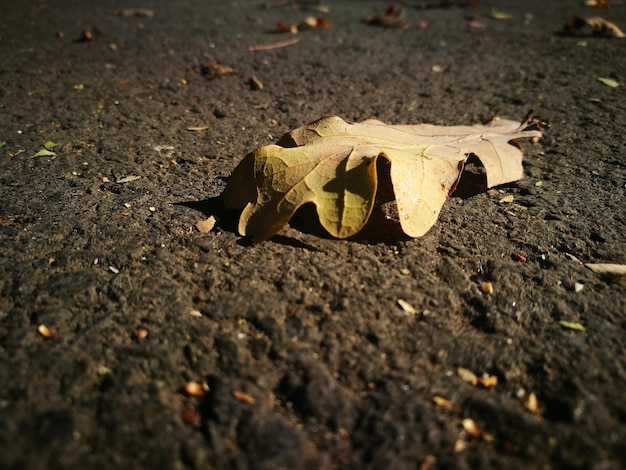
30 149 56 158
562 16 625 38
585 263 626 281
363 5 408 28
224 114 543 242
196 216 216 233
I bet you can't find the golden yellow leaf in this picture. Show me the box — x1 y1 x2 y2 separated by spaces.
224 114 543 242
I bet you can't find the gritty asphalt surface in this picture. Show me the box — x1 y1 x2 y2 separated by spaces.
1 1 625 468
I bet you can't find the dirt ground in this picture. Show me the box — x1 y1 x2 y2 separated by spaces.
1 0 625 468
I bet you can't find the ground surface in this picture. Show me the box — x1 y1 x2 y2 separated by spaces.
1 1 625 468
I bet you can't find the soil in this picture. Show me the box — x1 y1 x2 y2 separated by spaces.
1 1 625 469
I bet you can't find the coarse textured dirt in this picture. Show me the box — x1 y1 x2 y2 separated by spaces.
1 1 625 468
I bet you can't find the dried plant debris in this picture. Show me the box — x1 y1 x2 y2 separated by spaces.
584 0 618 7
559 320 586 332
457 367 498 387
433 395 457 412
249 37 301 51
562 16 625 38
196 216 216 233
276 16 330 34
489 9 514 20
224 113 543 242
585 263 626 282
37 324 56 339
597 77 621 87
116 9 155 18
201 63 236 79
462 418 493 441
30 149 56 159
363 5 408 28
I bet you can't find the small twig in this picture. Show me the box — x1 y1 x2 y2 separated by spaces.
249 37 301 51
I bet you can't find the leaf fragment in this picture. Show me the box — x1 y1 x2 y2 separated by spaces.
457 367 478 384
597 77 621 87
196 216 216 233
44 141 58 150
30 149 56 158
559 320 586 331
433 395 457 412
363 5 408 28
187 126 210 132
224 114 543 242
462 418 493 441
201 63 235 79
523 392 541 413
457 367 497 387
489 10 514 20
585 263 626 281
454 439 467 452
476 375 498 387
115 175 141 183
563 16 625 38
397 299 417 315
